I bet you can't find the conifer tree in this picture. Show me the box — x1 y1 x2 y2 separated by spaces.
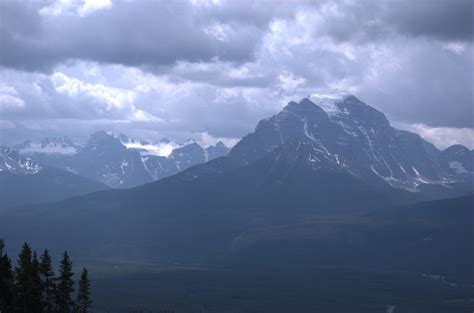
15 242 32 313
76 268 92 313
31 252 44 312
0 240 15 312
40 249 56 313
56 251 75 313
15 242 42 313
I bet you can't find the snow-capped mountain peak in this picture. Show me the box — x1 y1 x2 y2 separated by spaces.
309 90 350 100
230 92 472 193
7 130 230 188
0 146 42 174
308 90 351 117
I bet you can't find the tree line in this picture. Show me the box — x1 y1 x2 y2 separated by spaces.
0 240 91 313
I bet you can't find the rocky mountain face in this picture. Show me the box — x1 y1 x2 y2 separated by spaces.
0 146 107 207
437 144 473 181
12 132 230 188
142 141 229 180
229 91 473 193
206 141 230 160
0 146 42 175
69 131 153 188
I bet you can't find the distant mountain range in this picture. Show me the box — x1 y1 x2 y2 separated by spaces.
7 132 230 189
1 91 472 269
0 146 108 207
0 131 229 206
3 91 471 195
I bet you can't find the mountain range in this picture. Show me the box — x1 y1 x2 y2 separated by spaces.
0 132 229 206
0 146 108 207
4 91 471 198
9 132 228 185
0 91 472 274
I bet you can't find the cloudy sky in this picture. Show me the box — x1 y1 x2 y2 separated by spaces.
0 0 472 148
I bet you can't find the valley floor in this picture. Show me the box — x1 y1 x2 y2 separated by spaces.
87 262 474 313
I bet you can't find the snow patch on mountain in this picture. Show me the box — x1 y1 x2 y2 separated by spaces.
231 91 472 194
308 90 351 117
0 147 42 175
7 131 230 188
122 140 179 157
449 161 468 174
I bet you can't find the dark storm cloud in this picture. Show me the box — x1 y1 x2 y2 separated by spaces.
196 0 308 27
1 0 471 72
0 0 264 72
0 1 54 71
298 0 473 44
386 0 473 41
357 41 473 129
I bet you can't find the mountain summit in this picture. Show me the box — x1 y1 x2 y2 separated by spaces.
230 92 471 193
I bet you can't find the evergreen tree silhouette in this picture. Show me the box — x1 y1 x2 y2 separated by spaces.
76 267 92 313
56 251 75 313
40 249 56 313
31 252 44 312
0 240 15 312
15 242 42 313
1 242 94 313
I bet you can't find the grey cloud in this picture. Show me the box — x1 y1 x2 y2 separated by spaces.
0 0 472 147
0 1 264 72
197 0 307 27
386 0 473 41
2 0 471 73
356 41 473 129
303 0 472 44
